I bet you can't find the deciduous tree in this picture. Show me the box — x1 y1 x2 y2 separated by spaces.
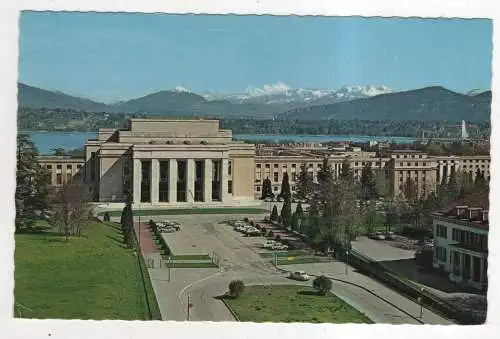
51 182 93 241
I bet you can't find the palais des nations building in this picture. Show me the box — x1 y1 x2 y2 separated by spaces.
38 118 491 206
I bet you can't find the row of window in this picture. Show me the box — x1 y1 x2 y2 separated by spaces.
436 224 488 251
452 228 487 250
45 164 83 170
256 185 296 192
257 163 312 169
396 162 428 167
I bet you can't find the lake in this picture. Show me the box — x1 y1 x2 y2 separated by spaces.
24 131 416 155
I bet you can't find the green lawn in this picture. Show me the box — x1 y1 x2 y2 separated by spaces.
225 285 373 323
103 207 268 218
14 221 161 320
276 256 325 265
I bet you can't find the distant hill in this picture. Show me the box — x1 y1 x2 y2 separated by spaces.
18 83 112 112
115 90 207 114
18 83 492 122
473 90 492 102
279 86 491 122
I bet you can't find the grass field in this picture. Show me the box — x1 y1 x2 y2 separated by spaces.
14 221 161 320
224 285 373 323
103 207 268 218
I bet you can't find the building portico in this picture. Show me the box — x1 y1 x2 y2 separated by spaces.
85 118 256 207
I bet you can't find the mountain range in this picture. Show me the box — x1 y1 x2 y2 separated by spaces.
17 82 491 121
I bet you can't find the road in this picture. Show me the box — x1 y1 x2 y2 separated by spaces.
140 214 452 324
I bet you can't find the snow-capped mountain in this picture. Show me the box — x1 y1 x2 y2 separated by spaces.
201 82 393 105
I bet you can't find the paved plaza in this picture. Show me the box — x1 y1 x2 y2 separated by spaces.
351 236 416 262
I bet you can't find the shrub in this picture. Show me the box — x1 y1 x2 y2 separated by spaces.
313 275 333 296
228 280 245 298
103 212 110 222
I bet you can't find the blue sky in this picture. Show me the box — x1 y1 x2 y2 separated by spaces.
19 12 492 103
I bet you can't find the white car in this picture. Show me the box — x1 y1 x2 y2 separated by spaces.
262 240 277 249
160 227 176 233
370 231 386 240
272 244 289 250
385 231 396 240
289 271 311 281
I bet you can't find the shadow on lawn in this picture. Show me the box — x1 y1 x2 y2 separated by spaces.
297 290 321 296
104 234 128 249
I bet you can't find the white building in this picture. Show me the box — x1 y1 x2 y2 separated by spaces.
431 190 488 291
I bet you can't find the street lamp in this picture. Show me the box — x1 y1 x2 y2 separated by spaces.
345 249 349 275
418 287 425 318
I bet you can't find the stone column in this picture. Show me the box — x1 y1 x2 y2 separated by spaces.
221 158 229 202
187 158 196 203
438 163 443 184
470 255 474 282
151 159 159 204
459 253 464 281
133 159 142 204
480 257 485 283
168 159 178 203
204 158 213 202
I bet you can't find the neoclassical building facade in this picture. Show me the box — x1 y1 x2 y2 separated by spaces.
37 119 490 205
83 119 255 206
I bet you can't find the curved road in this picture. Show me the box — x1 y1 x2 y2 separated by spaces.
147 214 451 324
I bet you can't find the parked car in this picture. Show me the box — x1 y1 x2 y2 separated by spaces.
272 243 289 250
370 231 386 240
289 271 311 281
244 227 262 236
385 231 396 240
262 240 277 249
160 227 176 233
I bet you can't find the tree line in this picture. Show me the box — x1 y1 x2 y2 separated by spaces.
18 106 490 139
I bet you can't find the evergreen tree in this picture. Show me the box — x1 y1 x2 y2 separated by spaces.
317 157 334 185
375 169 390 199
280 198 292 228
279 172 291 201
260 177 273 200
291 211 300 232
360 162 377 201
270 205 279 221
446 168 461 202
305 202 321 240
316 157 335 212
295 163 314 202
474 168 486 190
339 159 354 181
16 134 50 232
295 202 304 217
